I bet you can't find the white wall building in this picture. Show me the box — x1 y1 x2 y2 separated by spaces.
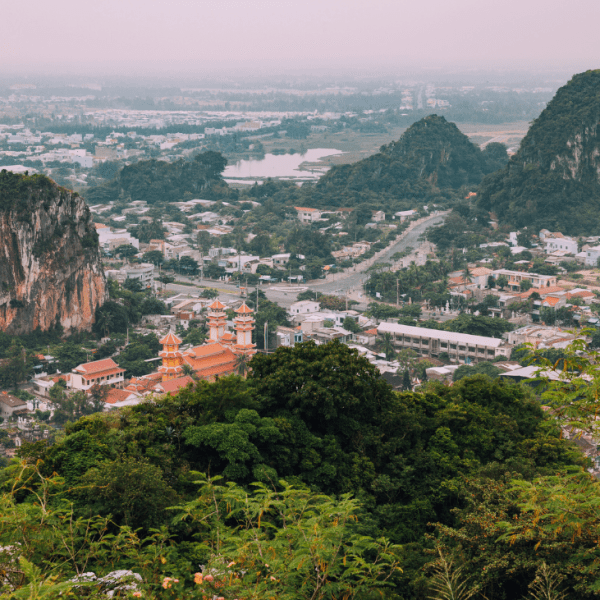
288 300 320 316
585 245 600 267
377 322 510 363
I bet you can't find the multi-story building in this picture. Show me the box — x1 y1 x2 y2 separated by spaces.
377 322 510 363
491 269 557 291
71 358 126 391
295 207 321 224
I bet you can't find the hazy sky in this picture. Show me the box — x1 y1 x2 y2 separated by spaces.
3 0 600 76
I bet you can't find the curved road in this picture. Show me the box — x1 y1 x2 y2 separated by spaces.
308 213 446 295
165 213 447 309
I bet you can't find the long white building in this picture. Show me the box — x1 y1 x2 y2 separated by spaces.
377 322 510 363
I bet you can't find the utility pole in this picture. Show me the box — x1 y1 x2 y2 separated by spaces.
256 286 259 312
397 279 399 308
264 321 268 353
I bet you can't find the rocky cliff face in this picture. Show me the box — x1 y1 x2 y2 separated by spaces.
0 171 106 335
477 70 600 233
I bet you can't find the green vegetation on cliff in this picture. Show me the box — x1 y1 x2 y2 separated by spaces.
477 70 600 234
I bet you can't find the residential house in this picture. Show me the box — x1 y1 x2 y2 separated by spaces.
393 209 417 222
310 326 354 345
276 326 304 347
295 207 321 224
71 358 126 391
542 231 578 255
288 300 320 317
491 269 557 291
584 245 600 267
0 392 28 419
371 211 386 222
470 267 493 289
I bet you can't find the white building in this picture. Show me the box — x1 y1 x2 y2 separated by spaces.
288 300 320 317
71 358 126 392
377 322 510 363
491 269 557 291
585 245 600 267
95 224 139 251
393 210 417 222
295 207 322 224
543 232 578 255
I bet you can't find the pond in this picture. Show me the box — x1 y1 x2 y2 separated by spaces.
223 148 342 183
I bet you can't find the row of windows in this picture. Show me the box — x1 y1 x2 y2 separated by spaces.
394 337 495 356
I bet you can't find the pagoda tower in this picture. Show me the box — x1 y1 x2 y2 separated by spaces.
233 303 256 358
208 300 227 342
158 331 184 381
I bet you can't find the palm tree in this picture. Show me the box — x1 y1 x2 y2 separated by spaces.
235 353 250 377
382 332 395 361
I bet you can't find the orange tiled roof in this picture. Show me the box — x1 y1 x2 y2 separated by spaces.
568 290 594 298
236 303 253 314
295 206 318 212
183 344 237 376
125 372 163 392
209 300 226 310
185 342 229 359
159 375 195 393
471 267 492 276
74 358 123 375
543 296 561 307
105 389 135 404
160 331 182 345
541 286 566 294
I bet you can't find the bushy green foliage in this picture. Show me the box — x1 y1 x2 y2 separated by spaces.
3 342 589 598
85 151 232 204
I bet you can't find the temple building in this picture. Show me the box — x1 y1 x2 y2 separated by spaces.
157 300 256 383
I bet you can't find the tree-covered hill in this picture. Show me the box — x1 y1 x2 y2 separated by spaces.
477 69 600 234
7 341 589 598
85 151 234 204
313 115 508 207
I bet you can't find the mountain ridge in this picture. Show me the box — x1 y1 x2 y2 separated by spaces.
477 69 600 234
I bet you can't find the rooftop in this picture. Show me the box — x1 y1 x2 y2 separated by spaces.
378 322 504 348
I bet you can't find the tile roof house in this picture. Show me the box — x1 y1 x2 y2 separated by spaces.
0 392 28 418
71 358 126 391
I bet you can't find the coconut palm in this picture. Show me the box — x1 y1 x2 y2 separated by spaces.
235 353 250 376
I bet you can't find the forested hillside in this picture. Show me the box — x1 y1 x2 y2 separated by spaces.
4 341 593 599
313 115 508 207
477 69 600 234
85 151 234 204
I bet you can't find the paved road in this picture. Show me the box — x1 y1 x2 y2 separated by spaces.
308 214 446 296
164 213 446 309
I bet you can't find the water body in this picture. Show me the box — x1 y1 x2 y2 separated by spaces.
224 148 342 183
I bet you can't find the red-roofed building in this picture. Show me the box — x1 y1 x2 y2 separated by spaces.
155 375 195 394
71 358 125 391
156 302 256 383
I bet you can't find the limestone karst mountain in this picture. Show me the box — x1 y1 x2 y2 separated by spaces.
477 69 600 234
0 171 106 335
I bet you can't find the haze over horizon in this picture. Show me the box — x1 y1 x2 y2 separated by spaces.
3 0 600 79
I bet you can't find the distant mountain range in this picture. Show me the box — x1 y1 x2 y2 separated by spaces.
477 70 600 234
313 114 508 207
